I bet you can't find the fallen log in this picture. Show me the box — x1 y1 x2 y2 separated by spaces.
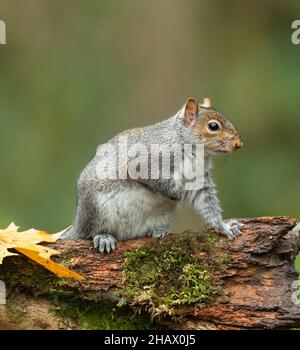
0 216 299 330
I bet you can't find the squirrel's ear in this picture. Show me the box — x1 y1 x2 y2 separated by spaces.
202 97 211 108
184 98 199 126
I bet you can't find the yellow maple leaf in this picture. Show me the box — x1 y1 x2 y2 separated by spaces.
0 223 84 280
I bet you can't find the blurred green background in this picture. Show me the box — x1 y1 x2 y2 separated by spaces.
0 0 299 233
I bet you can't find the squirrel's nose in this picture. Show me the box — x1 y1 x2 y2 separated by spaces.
234 139 243 150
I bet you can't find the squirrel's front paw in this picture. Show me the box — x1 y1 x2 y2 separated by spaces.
151 227 169 240
219 220 244 240
93 233 116 254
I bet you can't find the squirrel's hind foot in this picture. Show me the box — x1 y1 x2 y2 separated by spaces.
219 220 244 240
93 233 116 254
151 227 169 240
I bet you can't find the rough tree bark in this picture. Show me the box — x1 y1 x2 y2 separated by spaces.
0 216 299 330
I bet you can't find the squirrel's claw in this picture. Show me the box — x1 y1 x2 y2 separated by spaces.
219 220 244 240
93 233 116 254
227 219 244 230
151 227 169 240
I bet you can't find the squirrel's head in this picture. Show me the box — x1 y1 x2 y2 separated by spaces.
183 97 243 155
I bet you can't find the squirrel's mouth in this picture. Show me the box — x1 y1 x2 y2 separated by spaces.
204 146 229 155
205 141 242 155
218 141 243 154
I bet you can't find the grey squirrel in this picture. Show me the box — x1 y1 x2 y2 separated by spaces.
63 97 244 253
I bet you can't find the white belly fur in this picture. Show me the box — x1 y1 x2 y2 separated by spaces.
96 186 179 241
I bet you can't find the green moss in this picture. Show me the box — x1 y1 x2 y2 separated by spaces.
197 230 219 251
50 293 155 330
56 247 78 268
0 256 66 295
0 231 228 327
0 255 155 330
119 232 227 320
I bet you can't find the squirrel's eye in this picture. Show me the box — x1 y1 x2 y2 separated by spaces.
208 121 220 131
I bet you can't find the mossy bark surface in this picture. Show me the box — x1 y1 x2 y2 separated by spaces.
0 216 299 329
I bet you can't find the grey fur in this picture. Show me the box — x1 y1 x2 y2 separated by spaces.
62 101 243 253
